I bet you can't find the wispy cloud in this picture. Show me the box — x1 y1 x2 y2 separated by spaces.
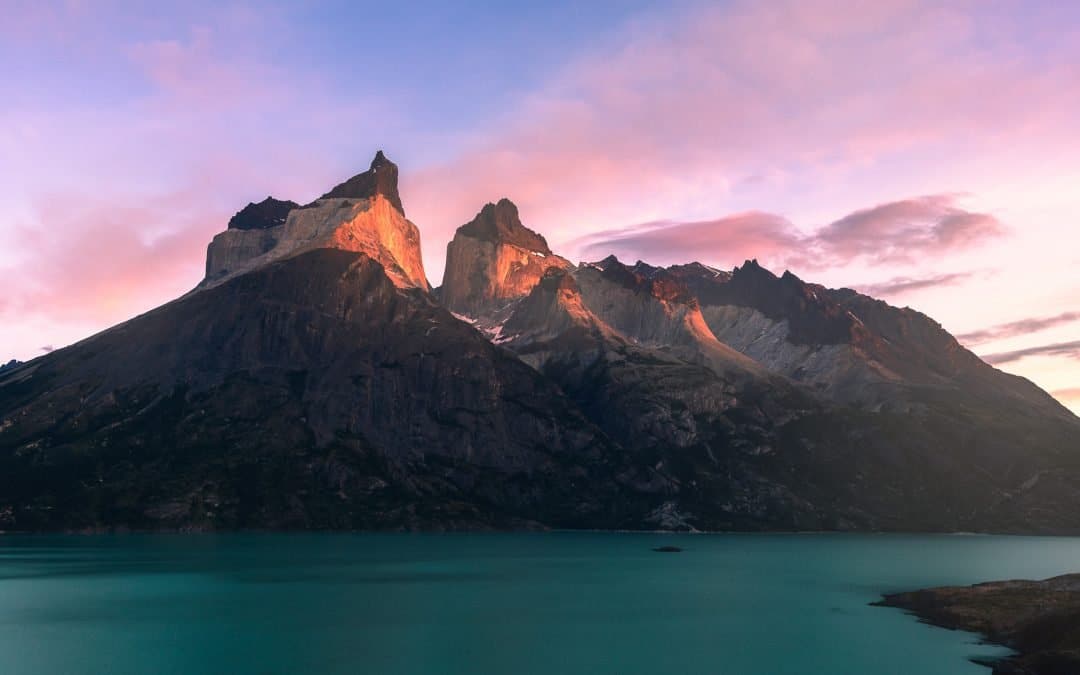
574 211 801 267
813 195 1003 265
981 340 1080 366
2 188 221 324
858 273 974 298
959 311 1080 346
570 195 1002 270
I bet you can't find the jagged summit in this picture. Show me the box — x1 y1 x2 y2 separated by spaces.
457 198 553 253
318 150 405 215
585 256 699 307
228 197 300 230
440 198 571 316
666 261 731 281
203 150 428 291
6 145 1080 535
502 267 613 345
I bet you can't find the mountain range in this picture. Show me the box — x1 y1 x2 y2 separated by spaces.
1 151 1077 533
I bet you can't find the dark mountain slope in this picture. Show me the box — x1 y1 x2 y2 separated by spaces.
4 154 1080 534
489 267 1080 533
0 249 649 532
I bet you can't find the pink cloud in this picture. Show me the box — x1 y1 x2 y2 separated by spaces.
567 195 1001 272
813 195 1004 264
404 0 1080 282
982 340 1080 366
857 273 975 298
1 188 220 325
958 311 1080 346
573 212 801 268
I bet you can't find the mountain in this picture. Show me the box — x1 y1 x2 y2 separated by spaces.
204 152 428 291
226 197 300 231
668 260 1072 417
440 201 1080 533
2 152 1079 533
0 360 19 374
439 198 571 320
0 154 651 532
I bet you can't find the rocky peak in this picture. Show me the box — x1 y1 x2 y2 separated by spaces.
318 150 405 215
666 262 732 283
202 151 429 292
502 267 610 345
573 257 760 377
456 198 553 253
589 256 698 308
688 259 857 345
440 199 571 316
227 197 300 230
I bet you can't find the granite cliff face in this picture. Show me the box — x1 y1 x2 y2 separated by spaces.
439 199 571 318
2 151 1080 533
204 152 428 291
572 257 764 378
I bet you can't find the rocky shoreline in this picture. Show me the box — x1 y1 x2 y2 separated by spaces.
874 574 1080 674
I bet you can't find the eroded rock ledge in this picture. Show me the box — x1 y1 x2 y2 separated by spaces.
874 574 1080 674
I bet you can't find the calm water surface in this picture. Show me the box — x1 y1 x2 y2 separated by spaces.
2 532 1079 675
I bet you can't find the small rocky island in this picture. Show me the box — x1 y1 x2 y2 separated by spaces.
875 574 1080 674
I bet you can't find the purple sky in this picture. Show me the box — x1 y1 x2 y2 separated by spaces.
2 0 1079 412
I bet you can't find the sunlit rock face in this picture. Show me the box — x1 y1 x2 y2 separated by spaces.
203 152 429 291
439 199 571 317
669 260 1073 416
572 256 762 378
669 261 899 406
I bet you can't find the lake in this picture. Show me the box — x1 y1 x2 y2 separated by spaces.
2 532 1079 674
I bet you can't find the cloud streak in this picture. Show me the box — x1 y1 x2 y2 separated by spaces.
858 273 974 298
981 340 1080 366
570 195 1002 271
813 195 1003 265
958 311 1080 346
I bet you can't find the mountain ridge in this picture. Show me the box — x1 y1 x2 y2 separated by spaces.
2 150 1078 533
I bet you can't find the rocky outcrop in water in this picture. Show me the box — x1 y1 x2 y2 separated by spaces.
876 575 1080 675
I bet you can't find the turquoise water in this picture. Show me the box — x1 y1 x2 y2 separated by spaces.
2 534 1078 674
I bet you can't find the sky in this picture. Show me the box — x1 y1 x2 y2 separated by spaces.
2 0 1078 414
